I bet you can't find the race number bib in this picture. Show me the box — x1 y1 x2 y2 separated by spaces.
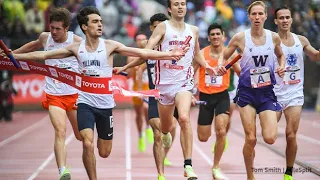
283 66 301 85
54 63 72 88
250 67 271 88
57 63 72 70
82 68 101 77
205 74 223 87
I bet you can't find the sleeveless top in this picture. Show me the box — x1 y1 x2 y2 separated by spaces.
44 31 79 95
273 33 304 99
154 20 195 85
238 29 276 88
77 38 115 109
198 46 230 94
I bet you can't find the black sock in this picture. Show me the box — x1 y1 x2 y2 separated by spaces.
184 159 192 167
285 166 293 176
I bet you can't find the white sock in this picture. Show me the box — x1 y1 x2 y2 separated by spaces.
59 166 66 175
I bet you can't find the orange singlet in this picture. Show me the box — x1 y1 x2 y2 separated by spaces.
198 46 230 94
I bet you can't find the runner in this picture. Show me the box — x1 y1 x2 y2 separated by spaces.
194 23 239 179
274 6 320 180
6 6 186 180
114 13 178 180
127 32 153 152
12 7 82 180
217 1 285 179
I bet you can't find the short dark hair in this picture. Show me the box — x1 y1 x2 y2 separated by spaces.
49 8 71 28
150 13 169 24
77 6 100 34
207 23 224 36
274 6 290 19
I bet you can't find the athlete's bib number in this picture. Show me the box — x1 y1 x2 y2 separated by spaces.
250 67 271 88
82 68 100 77
283 66 301 85
54 63 72 88
205 74 222 87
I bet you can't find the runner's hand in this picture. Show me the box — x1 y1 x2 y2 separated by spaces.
170 46 189 61
276 65 285 78
113 66 126 74
217 65 227 76
191 96 197 106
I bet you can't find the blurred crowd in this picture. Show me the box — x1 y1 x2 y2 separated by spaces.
0 0 320 109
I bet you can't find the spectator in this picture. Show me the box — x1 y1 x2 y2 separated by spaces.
99 0 120 38
24 2 45 38
0 70 17 122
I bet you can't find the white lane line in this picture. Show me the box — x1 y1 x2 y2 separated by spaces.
27 134 75 180
125 109 132 180
193 142 213 166
0 115 49 148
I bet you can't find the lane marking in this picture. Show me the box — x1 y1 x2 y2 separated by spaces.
125 109 132 180
28 134 75 180
0 115 49 148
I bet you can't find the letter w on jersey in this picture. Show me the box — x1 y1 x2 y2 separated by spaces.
252 55 268 67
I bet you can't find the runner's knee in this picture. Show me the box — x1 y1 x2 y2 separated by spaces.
215 127 227 139
82 139 94 152
55 126 67 139
263 135 276 145
245 136 257 147
198 133 210 142
178 114 190 128
286 130 297 143
99 146 112 158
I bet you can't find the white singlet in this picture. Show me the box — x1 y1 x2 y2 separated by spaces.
44 31 79 95
274 33 304 107
77 38 115 109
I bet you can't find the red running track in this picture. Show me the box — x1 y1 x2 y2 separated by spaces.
0 108 319 180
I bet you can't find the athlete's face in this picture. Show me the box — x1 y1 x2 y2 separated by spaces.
208 28 225 47
83 14 103 37
274 9 292 31
168 0 187 18
248 5 267 28
150 21 161 32
49 21 68 42
135 34 147 48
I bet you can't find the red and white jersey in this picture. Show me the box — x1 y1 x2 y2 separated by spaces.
154 20 195 85
44 31 79 95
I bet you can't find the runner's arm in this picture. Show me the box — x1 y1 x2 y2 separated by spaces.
273 33 285 68
13 44 75 61
299 35 320 61
12 32 48 53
